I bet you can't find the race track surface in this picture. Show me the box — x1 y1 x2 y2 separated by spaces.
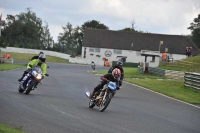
0 63 200 133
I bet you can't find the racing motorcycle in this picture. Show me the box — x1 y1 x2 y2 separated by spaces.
86 80 117 112
18 66 49 95
91 63 95 70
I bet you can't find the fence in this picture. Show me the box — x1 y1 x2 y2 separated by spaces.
184 72 200 90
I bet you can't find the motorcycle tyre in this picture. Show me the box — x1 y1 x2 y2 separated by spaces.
99 92 112 112
89 99 95 108
18 85 24 93
25 81 35 95
112 91 116 97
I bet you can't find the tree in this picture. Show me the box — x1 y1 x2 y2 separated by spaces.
58 22 76 54
77 20 109 55
188 14 200 48
1 8 53 49
41 22 54 50
81 20 109 30
119 27 134 32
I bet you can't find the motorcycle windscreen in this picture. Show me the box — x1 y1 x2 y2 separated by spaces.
108 82 117 91
34 67 42 73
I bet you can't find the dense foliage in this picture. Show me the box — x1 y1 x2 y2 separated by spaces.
0 9 109 55
188 14 200 48
0 8 53 49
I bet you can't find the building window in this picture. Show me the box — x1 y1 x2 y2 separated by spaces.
89 48 100 53
113 49 122 54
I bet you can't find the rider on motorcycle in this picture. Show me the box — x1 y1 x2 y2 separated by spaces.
88 68 121 99
108 61 124 87
30 51 44 61
18 53 47 82
91 61 95 70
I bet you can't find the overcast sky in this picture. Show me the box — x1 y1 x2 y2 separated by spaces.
0 0 200 42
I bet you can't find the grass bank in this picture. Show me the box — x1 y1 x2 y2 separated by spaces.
126 79 200 104
0 52 70 71
158 55 200 72
0 52 69 63
0 123 23 133
0 64 25 71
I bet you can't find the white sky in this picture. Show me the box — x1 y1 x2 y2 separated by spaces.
0 0 200 42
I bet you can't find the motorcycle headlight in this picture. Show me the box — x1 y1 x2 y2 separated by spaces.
36 75 42 80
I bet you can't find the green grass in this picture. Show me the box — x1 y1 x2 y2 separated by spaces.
93 67 165 79
0 64 25 71
0 52 69 63
126 79 200 104
183 55 200 63
158 63 188 71
158 55 200 72
0 124 24 133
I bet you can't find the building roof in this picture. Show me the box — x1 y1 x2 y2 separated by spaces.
83 28 199 55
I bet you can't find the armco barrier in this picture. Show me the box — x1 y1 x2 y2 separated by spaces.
184 72 200 90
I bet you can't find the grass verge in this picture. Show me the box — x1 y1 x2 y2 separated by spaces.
126 79 200 104
0 52 69 63
0 123 23 133
0 64 25 71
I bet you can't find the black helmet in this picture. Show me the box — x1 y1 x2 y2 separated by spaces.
39 51 44 56
117 61 123 66
38 53 46 62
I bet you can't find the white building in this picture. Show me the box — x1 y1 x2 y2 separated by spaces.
82 29 199 67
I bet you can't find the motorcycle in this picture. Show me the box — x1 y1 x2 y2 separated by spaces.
18 66 49 95
91 63 95 70
86 80 117 112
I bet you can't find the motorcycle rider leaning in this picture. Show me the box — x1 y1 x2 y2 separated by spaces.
108 61 124 87
89 68 121 99
30 51 44 61
18 54 47 82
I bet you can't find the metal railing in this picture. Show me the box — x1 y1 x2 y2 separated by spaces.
184 72 200 90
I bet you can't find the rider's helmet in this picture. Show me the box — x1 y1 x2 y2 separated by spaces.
39 51 44 56
38 53 46 63
117 61 123 67
112 68 121 79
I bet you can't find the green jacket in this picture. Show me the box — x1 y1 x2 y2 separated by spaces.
27 59 47 76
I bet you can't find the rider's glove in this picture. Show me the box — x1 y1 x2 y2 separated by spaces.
101 77 107 81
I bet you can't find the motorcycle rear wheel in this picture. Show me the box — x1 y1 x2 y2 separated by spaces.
99 92 112 112
25 81 35 95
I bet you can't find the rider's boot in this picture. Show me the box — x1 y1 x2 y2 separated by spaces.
89 89 96 99
18 76 24 82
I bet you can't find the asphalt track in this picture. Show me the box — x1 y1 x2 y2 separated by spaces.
0 63 200 133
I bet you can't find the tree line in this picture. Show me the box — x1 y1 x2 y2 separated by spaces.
0 8 199 56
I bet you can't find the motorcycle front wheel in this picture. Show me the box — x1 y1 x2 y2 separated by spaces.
89 99 95 108
25 80 35 95
99 92 112 112
18 84 24 93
